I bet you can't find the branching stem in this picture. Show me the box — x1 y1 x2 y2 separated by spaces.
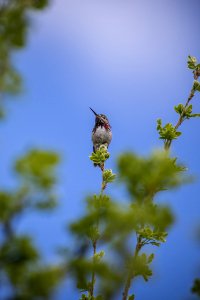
122 73 200 300
122 235 142 300
164 80 197 150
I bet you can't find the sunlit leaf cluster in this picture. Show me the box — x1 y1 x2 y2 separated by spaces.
89 145 110 166
174 103 200 119
157 119 181 141
102 169 116 184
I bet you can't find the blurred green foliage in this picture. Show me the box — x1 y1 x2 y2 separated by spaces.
15 149 60 191
0 149 63 299
0 0 50 117
0 7 199 298
69 150 188 300
118 151 186 201
0 2 65 298
192 279 200 298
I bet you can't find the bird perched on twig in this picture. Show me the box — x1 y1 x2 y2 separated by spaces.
90 107 112 168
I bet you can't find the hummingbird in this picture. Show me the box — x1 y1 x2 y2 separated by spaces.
90 107 112 167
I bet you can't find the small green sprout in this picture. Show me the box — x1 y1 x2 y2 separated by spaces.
157 119 181 141
89 145 110 166
103 169 116 184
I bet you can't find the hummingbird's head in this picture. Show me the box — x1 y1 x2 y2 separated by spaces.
98 114 109 123
90 108 111 129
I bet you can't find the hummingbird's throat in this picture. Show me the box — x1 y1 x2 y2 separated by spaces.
104 123 110 130
96 118 110 130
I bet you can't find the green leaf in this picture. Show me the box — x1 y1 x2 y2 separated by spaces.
193 80 200 92
132 253 153 282
188 55 197 63
103 169 116 184
94 251 105 263
174 104 194 119
148 253 154 263
175 131 182 137
138 226 167 246
128 295 135 300
156 118 162 130
187 55 197 69
156 121 182 141
190 113 200 117
150 242 160 247
174 104 184 115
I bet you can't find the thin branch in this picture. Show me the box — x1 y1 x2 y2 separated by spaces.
89 162 106 298
122 235 142 300
164 75 198 150
90 240 97 297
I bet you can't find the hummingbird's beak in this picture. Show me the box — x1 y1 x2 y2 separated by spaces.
89 107 98 117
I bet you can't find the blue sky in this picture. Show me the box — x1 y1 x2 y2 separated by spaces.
1 0 200 299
